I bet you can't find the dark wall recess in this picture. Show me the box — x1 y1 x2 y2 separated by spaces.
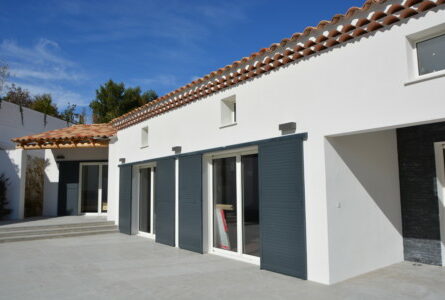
58 161 80 216
397 122 445 266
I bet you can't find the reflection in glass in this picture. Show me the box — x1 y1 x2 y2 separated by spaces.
242 154 260 257
139 168 151 233
417 33 445 75
81 165 99 213
101 165 108 212
213 157 237 252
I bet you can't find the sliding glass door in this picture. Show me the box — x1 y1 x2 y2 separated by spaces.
79 163 108 214
212 151 259 261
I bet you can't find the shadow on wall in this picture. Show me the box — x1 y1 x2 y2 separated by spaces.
0 150 20 220
326 131 403 235
325 129 404 283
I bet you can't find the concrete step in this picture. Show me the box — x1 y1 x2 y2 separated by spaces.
0 224 117 238
0 228 118 243
0 221 115 233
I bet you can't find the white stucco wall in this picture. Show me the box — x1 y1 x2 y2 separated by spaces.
325 130 403 283
0 101 68 219
110 7 445 284
108 138 120 223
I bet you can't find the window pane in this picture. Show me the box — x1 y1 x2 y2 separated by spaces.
242 154 260 257
101 165 108 212
139 168 151 233
213 157 237 252
417 34 445 75
81 165 99 213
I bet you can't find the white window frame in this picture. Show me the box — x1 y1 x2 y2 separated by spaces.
133 162 156 239
78 162 108 216
203 146 260 265
220 95 237 128
405 23 445 85
434 142 445 266
140 126 149 148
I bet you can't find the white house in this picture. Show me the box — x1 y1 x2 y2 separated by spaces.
0 100 68 219
11 0 445 285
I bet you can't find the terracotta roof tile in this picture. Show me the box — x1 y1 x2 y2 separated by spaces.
111 0 444 130
12 123 116 144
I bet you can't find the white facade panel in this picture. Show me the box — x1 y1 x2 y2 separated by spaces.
110 8 445 284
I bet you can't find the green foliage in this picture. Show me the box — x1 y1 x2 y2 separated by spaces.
25 156 49 218
78 107 87 124
30 94 59 126
90 80 158 123
60 103 77 125
2 85 83 125
4 84 32 123
0 174 11 220
3 84 33 107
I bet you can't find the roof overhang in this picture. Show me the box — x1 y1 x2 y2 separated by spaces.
11 123 116 150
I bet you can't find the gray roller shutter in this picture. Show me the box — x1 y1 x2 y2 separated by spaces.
155 158 176 246
179 154 203 253
259 137 307 279
119 165 133 234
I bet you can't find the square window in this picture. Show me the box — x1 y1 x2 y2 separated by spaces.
417 33 445 76
141 126 149 148
221 96 236 127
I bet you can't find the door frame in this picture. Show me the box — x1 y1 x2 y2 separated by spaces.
78 162 108 216
132 162 156 239
434 142 445 266
203 146 260 265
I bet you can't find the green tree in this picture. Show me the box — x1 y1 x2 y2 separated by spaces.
3 84 33 108
60 103 77 125
30 94 59 126
90 80 157 123
78 107 87 124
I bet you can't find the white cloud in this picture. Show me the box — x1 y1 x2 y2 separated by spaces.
0 39 88 107
16 82 88 107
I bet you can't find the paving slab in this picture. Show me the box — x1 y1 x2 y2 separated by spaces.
0 233 444 300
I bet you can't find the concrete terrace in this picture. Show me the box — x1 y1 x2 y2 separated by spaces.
0 233 444 300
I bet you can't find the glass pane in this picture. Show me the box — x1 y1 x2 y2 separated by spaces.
213 157 237 252
101 165 108 213
417 33 445 75
81 165 99 213
242 154 260 257
139 168 151 233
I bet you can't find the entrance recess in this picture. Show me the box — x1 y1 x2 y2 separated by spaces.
210 148 260 263
79 163 108 215
137 165 156 238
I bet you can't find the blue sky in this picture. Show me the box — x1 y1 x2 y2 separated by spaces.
0 0 358 116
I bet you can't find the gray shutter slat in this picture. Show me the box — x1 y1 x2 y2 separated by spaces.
259 137 307 279
155 158 176 246
179 154 203 253
119 165 132 234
